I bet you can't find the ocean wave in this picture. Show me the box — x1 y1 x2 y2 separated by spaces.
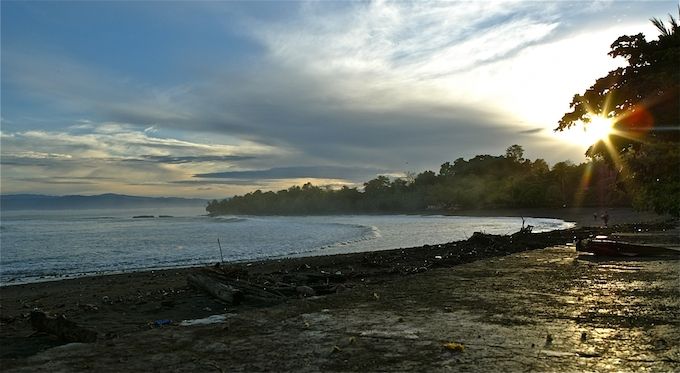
211 217 248 223
320 225 382 251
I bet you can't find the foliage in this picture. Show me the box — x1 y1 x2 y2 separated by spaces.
556 9 680 216
206 145 630 215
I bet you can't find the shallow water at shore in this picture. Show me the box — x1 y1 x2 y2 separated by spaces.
0 208 573 284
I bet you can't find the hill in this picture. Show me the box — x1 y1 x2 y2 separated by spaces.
0 193 207 210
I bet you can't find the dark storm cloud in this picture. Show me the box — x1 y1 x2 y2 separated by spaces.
147 65 522 171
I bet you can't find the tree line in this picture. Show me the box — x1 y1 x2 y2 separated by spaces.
206 145 630 215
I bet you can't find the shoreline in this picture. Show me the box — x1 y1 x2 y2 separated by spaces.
1 207 663 287
1 219 678 371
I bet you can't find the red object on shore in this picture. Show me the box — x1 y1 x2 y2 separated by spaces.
577 238 680 257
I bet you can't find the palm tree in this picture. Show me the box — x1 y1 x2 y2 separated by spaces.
650 7 679 38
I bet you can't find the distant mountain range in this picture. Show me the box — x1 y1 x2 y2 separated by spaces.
0 193 208 210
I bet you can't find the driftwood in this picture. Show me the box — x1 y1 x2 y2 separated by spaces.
30 311 97 343
200 263 350 304
284 272 348 284
202 268 286 299
187 273 244 305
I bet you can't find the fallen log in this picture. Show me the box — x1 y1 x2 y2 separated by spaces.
224 279 286 298
201 269 286 299
30 311 97 343
187 273 244 305
270 283 341 296
285 272 347 284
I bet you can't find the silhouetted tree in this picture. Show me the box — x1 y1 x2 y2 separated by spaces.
556 9 680 216
505 144 525 162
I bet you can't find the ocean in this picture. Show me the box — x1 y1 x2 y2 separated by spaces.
0 207 574 284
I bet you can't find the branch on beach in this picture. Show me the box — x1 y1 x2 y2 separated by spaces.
187 273 244 305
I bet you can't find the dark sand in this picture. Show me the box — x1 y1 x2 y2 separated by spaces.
1 208 677 372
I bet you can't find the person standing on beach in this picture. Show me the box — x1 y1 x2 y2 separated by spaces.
602 211 610 227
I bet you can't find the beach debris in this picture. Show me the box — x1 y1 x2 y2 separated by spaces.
78 303 98 312
170 225 601 312
30 310 97 343
153 319 172 327
187 273 244 305
332 284 348 293
577 236 680 256
348 336 356 344
0 316 16 325
580 332 587 342
545 333 553 346
443 342 465 352
654 338 668 349
331 345 342 353
180 314 231 326
201 268 286 301
296 285 316 298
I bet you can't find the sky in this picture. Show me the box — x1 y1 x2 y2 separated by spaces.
1 1 675 198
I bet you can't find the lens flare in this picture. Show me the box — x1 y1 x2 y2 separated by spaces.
558 115 615 147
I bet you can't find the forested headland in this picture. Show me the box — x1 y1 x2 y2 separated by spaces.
206 145 630 215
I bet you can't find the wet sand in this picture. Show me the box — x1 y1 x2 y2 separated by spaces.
1 209 677 371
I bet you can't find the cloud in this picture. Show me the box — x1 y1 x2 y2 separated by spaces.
2 1 669 197
15 177 109 185
131 155 256 164
518 128 544 134
1 124 274 161
0 123 280 197
194 165 384 181
171 179 270 186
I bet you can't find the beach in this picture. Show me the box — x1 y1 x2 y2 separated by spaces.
1 209 678 371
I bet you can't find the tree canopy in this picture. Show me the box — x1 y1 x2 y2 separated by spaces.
206 145 630 216
556 9 680 216
557 9 679 147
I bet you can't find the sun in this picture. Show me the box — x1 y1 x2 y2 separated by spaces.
559 115 615 147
